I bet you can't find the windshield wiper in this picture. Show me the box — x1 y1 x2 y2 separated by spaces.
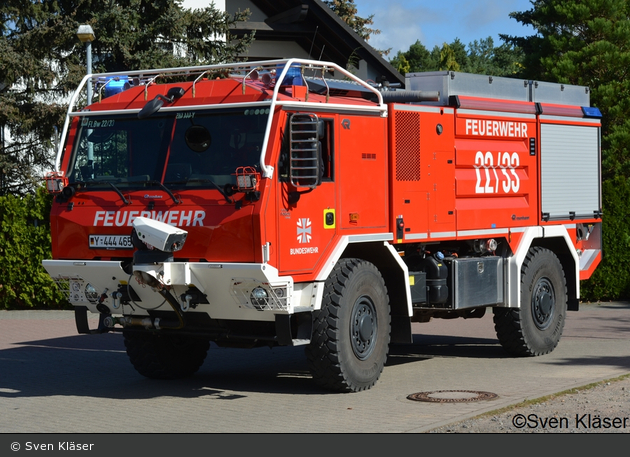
146 180 181 205
108 182 131 205
187 177 233 203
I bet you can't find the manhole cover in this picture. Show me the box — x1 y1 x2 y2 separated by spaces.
407 390 498 403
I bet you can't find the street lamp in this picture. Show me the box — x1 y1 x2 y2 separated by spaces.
77 25 95 175
76 25 95 106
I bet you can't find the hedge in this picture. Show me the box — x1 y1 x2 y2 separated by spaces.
0 187 68 310
580 176 630 301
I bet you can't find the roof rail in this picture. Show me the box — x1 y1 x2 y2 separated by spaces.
56 59 387 175
68 58 384 114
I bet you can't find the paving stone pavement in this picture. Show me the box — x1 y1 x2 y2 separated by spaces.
1 302 629 433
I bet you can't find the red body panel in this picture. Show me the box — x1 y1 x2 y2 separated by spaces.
453 111 538 231
387 100 601 279
50 190 257 262
389 105 538 241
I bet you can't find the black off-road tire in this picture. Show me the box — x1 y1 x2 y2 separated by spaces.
305 258 391 392
493 247 568 356
123 331 210 379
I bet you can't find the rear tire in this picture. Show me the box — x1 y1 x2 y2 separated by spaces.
123 331 210 379
306 259 391 392
494 247 567 356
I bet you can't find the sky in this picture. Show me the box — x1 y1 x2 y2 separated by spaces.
354 0 536 55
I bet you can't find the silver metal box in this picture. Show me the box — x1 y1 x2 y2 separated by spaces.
531 80 590 106
449 257 504 310
406 71 530 105
406 71 591 107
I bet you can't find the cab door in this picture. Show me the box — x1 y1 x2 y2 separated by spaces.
276 113 337 275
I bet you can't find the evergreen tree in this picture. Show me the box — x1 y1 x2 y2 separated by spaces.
439 43 461 71
0 0 253 196
389 40 437 75
504 0 630 180
446 38 468 70
505 0 630 300
389 37 522 76
465 37 524 76
323 0 380 42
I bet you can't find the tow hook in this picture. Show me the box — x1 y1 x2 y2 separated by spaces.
110 291 123 309
180 294 193 312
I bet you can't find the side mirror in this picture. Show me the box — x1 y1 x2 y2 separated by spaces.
138 97 164 120
137 87 185 119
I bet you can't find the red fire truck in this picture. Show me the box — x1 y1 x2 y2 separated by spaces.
43 59 602 392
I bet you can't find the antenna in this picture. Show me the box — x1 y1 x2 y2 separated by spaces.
308 26 319 59
318 44 326 61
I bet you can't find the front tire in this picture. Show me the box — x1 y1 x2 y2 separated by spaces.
123 331 210 379
494 247 567 356
306 259 391 392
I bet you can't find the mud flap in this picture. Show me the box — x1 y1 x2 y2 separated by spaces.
275 313 312 346
568 298 579 311
74 306 109 334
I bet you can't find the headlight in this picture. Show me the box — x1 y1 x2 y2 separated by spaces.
250 287 269 310
85 283 99 304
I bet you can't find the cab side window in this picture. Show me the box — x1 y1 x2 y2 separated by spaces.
278 114 334 183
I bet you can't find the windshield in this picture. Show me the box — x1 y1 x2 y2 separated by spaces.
67 107 270 189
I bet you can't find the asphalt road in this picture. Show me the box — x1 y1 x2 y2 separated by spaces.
1 302 629 433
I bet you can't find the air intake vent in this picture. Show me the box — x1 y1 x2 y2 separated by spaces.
395 111 421 181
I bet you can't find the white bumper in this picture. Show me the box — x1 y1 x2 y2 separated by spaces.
43 260 318 321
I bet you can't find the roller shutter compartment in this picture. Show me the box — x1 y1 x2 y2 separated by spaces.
540 123 601 220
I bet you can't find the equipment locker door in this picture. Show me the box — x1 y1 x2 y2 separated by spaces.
337 114 388 231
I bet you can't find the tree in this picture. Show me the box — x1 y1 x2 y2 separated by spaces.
446 38 468 70
323 0 380 42
389 40 437 74
439 43 461 71
465 37 524 76
504 0 630 300
389 37 522 76
504 0 630 180
0 0 253 196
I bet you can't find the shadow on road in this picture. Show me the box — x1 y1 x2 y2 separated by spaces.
389 334 508 364
0 332 321 399
1 326 628 400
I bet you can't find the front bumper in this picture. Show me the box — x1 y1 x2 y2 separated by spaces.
43 260 318 322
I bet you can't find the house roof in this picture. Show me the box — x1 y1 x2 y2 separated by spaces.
231 0 404 86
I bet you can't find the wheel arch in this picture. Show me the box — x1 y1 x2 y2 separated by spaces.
340 241 413 344
506 226 579 309
530 236 579 310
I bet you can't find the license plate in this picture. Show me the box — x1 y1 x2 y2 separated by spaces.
89 235 133 249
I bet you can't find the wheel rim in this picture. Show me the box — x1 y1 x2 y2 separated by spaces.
531 277 555 330
351 295 378 360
